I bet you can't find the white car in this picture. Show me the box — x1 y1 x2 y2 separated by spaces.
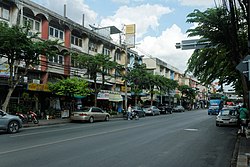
216 108 238 127
71 107 110 123
0 110 22 133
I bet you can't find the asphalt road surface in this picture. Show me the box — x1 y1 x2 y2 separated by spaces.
0 109 237 167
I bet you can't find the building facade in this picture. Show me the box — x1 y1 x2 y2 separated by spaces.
0 0 143 116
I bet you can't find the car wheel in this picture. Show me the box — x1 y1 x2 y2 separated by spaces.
89 117 94 123
105 115 109 121
7 121 20 133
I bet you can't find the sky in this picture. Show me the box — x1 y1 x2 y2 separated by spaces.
31 0 218 73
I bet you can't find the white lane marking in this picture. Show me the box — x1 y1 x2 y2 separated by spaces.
11 126 83 137
0 124 144 155
184 128 198 131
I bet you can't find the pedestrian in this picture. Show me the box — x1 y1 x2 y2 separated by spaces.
238 104 249 134
127 104 132 120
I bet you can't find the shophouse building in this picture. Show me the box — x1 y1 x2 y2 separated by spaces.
0 0 142 116
142 57 183 105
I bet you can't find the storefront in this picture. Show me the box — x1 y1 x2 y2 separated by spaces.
97 90 123 112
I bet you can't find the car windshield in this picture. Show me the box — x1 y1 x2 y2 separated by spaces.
143 105 151 108
220 109 236 116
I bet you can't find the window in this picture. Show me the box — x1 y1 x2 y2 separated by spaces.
48 54 64 65
58 55 63 64
2 8 9 20
35 21 40 31
103 48 111 56
115 52 121 61
49 26 64 40
49 27 54 36
23 16 41 32
89 42 97 52
71 35 83 47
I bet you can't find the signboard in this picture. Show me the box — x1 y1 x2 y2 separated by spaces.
125 24 136 48
236 55 250 78
27 83 50 92
0 63 10 77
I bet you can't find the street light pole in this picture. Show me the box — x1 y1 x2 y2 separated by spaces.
124 45 128 111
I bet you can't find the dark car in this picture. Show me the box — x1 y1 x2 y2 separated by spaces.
131 106 145 117
158 104 173 114
172 105 185 112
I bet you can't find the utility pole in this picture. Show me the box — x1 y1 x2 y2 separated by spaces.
124 45 128 112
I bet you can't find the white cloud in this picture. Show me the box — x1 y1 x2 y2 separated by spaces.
100 4 173 38
35 0 98 27
178 0 215 7
112 0 145 4
137 24 194 73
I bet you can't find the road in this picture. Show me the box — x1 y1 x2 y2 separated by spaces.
0 109 237 167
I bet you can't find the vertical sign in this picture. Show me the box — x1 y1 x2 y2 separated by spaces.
125 24 136 48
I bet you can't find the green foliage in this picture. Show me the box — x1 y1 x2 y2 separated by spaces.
0 21 59 111
48 77 92 97
178 85 196 100
185 6 248 93
72 53 120 106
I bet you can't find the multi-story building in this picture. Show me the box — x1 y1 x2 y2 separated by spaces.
0 0 143 115
142 57 182 104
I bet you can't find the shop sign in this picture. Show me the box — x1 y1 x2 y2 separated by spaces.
109 94 123 102
27 83 50 92
0 63 10 77
121 86 131 92
97 92 109 100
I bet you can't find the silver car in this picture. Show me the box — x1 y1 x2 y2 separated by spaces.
216 108 238 127
0 110 22 133
142 105 160 116
71 107 110 123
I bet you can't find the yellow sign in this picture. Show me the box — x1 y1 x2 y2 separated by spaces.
125 24 136 34
27 83 50 92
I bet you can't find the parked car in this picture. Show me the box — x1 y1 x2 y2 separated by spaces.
131 106 146 117
70 107 110 123
0 110 22 133
142 105 160 116
172 105 185 112
157 104 173 114
216 108 238 127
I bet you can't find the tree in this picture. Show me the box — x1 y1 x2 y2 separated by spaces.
0 22 58 111
125 63 149 105
178 85 196 107
161 78 178 105
185 5 249 104
73 53 120 106
48 77 92 97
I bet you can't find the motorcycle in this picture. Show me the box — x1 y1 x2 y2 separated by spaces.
16 111 39 124
123 111 139 120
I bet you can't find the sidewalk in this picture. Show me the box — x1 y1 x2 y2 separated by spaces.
22 114 123 128
22 118 71 128
235 135 250 167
